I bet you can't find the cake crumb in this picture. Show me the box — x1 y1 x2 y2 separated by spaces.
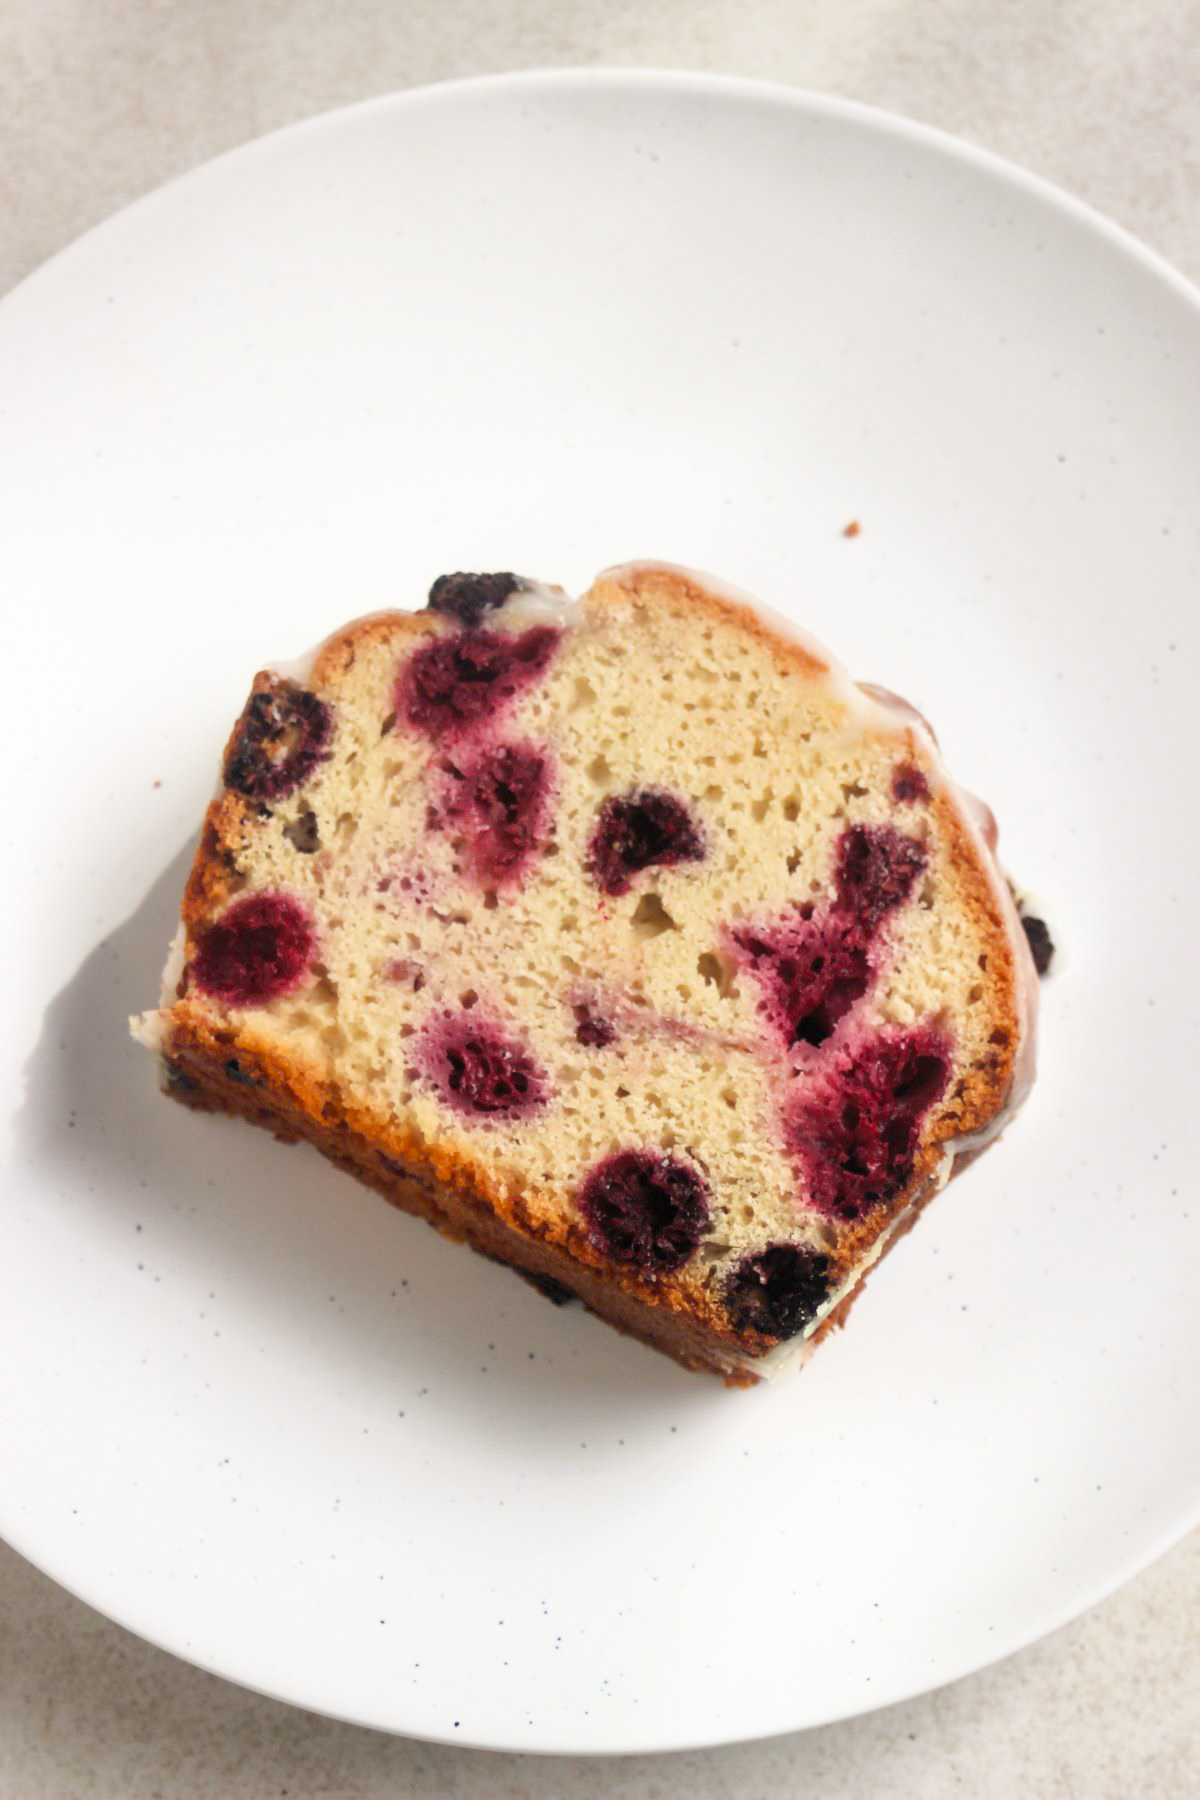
842 520 861 539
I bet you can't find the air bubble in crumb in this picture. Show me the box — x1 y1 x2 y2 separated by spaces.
697 951 736 998
284 810 321 854
630 893 677 939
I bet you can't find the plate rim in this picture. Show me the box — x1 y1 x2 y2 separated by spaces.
5 65 1200 322
3 65 1199 1753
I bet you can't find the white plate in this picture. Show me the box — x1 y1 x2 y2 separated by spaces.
1 70 1198 1754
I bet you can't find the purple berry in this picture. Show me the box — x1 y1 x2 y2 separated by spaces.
891 762 930 804
733 913 870 1049
399 625 559 738
436 741 550 886
790 1025 951 1222
834 824 926 933
224 680 333 802
423 1018 547 1119
426 571 523 628
725 1243 832 1339
573 1003 616 1048
578 1149 710 1276
191 891 315 1008
731 825 926 1053
587 789 704 896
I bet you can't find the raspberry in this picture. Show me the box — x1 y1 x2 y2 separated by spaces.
732 825 926 1052
891 762 930 804
733 913 870 1049
790 1026 951 1222
578 1150 710 1276
587 790 704 896
573 1004 616 1048
725 1243 832 1339
834 824 926 933
435 742 550 886
426 571 522 628
224 680 332 802
191 892 315 1008
423 1018 547 1119
399 625 559 738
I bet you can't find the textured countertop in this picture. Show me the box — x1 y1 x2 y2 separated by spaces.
3 3 1199 1795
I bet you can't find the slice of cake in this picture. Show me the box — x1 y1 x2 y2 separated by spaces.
133 562 1038 1384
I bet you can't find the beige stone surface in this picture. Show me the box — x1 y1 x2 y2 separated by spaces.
3 1534 1199 1797
3 2 1200 1794
4 0 1200 296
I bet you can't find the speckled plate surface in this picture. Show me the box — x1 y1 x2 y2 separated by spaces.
1 71 1198 1753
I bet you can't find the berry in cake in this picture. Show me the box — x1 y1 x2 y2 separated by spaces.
429 741 552 888
587 790 705 896
578 1150 711 1277
421 1016 548 1120
224 678 333 802
190 892 315 1009
724 1243 833 1340
398 623 560 738
426 570 524 628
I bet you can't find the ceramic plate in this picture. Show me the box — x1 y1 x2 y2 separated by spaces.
1 71 1197 1753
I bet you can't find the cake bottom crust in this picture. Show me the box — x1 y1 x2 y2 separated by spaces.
159 1026 999 1386
162 1048 769 1386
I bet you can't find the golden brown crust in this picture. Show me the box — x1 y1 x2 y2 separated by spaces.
309 607 434 690
589 562 832 679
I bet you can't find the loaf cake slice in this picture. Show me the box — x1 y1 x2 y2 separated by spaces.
132 562 1038 1384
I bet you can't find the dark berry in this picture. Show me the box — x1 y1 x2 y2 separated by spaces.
573 1003 616 1048
733 913 870 1049
519 1269 578 1306
578 1149 710 1276
790 1026 951 1222
1021 914 1054 975
224 680 333 802
725 1243 832 1339
426 571 523 627
834 824 926 932
423 1018 547 1119
435 742 550 885
731 825 926 1052
399 625 559 738
891 762 930 804
587 790 705 896
191 892 315 1008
